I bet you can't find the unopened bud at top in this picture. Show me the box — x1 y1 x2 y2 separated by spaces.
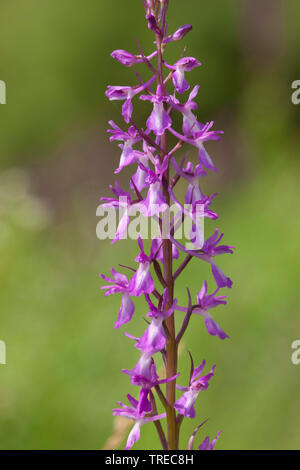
146 14 161 35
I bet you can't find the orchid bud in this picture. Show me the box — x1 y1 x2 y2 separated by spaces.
146 14 160 35
111 50 142 67
171 24 193 41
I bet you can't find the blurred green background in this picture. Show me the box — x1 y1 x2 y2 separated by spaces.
0 0 300 450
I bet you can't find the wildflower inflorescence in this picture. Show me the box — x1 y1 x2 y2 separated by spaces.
100 0 234 450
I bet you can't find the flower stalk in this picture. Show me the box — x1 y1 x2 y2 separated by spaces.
101 0 234 451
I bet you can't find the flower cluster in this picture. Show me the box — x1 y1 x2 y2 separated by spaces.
100 0 234 450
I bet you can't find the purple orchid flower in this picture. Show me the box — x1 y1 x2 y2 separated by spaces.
200 229 235 288
169 228 234 289
169 122 223 172
111 49 157 67
100 268 135 329
169 186 218 224
171 156 206 204
169 180 218 250
131 153 151 192
123 357 179 414
135 293 177 355
107 121 141 174
199 431 221 450
140 85 172 135
106 75 155 123
193 281 229 340
101 182 143 243
123 352 153 388
174 360 215 418
138 155 169 216
130 141 155 192
164 57 202 94
170 85 203 135
191 122 223 171
129 238 155 296
113 394 166 450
